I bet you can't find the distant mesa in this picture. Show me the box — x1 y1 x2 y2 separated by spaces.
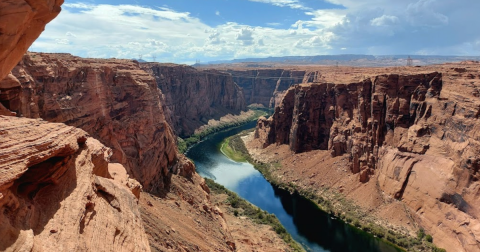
204 54 480 67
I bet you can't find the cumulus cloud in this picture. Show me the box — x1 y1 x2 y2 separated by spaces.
207 32 224 45
370 15 399 27
30 0 480 63
406 0 448 27
236 28 255 45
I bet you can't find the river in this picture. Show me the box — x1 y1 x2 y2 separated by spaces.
186 122 401 252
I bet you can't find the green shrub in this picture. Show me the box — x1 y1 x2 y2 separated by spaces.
417 228 425 240
353 220 361 227
425 234 433 243
275 225 287 235
205 178 303 251
371 226 385 238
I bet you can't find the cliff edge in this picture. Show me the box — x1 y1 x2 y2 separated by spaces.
253 68 480 252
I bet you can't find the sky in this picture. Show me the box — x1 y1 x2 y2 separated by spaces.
30 0 480 64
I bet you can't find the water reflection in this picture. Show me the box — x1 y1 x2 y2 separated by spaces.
186 123 400 252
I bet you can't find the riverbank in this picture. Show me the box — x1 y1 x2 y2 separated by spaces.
177 107 271 153
205 178 305 252
223 130 446 252
220 135 247 162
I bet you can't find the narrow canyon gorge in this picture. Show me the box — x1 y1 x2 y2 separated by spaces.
250 64 480 252
1 1 479 252
0 1 302 251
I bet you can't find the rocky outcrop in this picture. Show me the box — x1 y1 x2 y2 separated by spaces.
0 0 63 80
5 52 191 193
257 72 442 177
140 175 236 252
142 64 246 137
0 116 150 251
0 2 153 250
0 2 292 251
255 68 480 251
230 69 306 108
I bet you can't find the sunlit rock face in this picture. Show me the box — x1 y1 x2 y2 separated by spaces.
6 52 195 193
256 69 480 252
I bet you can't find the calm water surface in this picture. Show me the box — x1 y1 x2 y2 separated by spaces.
186 122 400 252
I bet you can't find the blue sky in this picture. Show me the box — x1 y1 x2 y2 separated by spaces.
30 0 480 64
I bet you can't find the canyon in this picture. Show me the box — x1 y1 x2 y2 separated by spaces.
0 1 299 251
1 1 479 252
250 63 480 252
141 63 246 137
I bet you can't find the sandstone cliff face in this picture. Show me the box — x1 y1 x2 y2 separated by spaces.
255 69 480 251
257 72 442 177
4 53 191 193
230 69 306 108
0 116 150 252
142 64 246 137
0 0 63 80
0 2 152 250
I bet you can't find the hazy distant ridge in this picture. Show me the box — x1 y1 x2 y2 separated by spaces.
205 54 480 67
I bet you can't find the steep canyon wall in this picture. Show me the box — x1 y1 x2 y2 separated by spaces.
230 69 309 108
3 53 190 193
255 69 480 251
0 1 151 251
142 64 246 137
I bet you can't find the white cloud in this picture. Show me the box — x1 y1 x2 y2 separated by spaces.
65 32 77 37
30 1 480 63
55 38 70 45
215 11 220 16
303 10 346 28
370 15 399 27
248 0 307 10
207 32 224 45
236 28 254 45
406 0 448 27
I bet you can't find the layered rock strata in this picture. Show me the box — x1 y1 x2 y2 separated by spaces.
230 69 307 107
0 0 63 79
0 116 150 251
0 1 293 251
257 72 442 179
4 52 190 193
254 68 480 251
142 63 246 137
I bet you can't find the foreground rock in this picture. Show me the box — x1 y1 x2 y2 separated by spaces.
0 2 294 252
140 175 235 251
0 0 63 79
0 116 150 251
140 173 292 252
253 64 480 252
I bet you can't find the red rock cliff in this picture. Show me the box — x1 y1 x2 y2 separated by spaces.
4 52 192 193
0 2 153 250
142 63 246 137
257 73 442 172
255 70 480 251
230 69 307 107
0 0 63 79
0 116 150 251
